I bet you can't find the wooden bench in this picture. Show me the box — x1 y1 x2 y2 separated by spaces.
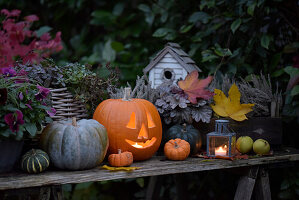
0 148 298 200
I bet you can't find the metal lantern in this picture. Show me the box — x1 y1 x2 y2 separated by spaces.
206 119 236 158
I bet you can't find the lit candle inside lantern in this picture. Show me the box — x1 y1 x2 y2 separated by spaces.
132 142 143 148
215 145 227 156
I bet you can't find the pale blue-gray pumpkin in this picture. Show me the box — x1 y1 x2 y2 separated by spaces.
21 149 50 173
40 118 108 170
164 124 202 155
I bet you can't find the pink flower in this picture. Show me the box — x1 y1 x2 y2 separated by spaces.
25 100 33 110
4 110 25 132
1 68 16 77
1 9 21 17
35 85 50 101
19 92 24 100
24 15 39 22
47 108 56 117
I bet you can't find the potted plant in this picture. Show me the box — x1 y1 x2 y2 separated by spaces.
17 60 119 119
0 68 54 173
209 73 283 146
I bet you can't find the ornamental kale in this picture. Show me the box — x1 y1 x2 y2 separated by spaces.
0 69 54 140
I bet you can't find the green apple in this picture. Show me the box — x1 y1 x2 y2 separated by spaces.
236 136 253 154
253 139 270 155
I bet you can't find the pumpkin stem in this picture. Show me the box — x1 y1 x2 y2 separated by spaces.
32 149 36 155
118 149 122 154
174 141 179 149
72 117 77 127
182 123 187 132
123 87 131 101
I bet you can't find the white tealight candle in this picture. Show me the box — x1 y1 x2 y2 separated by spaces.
215 146 227 156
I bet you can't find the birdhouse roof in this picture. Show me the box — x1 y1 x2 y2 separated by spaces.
143 42 202 74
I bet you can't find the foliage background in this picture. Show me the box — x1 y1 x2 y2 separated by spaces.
1 0 299 199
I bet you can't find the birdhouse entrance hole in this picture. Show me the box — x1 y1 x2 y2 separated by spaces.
164 69 173 80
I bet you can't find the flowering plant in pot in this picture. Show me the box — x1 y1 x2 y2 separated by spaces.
0 68 55 173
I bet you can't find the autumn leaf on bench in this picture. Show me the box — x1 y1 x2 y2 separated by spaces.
178 71 214 104
102 165 141 172
211 84 254 121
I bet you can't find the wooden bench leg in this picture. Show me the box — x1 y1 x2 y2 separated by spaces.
174 173 189 200
51 185 63 200
39 186 51 200
146 176 162 200
234 166 259 200
254 168 271 200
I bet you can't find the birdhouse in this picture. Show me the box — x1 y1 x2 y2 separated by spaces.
143 42 201 88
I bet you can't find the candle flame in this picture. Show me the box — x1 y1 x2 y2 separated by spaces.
216 146 226 152
132 142 143 148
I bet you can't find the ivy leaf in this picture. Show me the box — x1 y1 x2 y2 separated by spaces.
291 85 299 96
247 3 256 16
261 34 272 49
179 24 193 33
178 71 214 104
24 123 37 136
231 18 242 34
35 26 52 37
211 84 255 121
152 28 172 37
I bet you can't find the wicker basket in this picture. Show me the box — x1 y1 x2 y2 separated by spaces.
50 88 89 121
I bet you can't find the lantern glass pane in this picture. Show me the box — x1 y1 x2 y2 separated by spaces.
208 136 229 157
231 135 236 155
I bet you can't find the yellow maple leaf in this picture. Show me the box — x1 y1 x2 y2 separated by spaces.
211 84 254 121
102 165 141 171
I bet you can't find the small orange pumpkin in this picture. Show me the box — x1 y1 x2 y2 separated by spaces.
108 149 133 167
164 138 190 161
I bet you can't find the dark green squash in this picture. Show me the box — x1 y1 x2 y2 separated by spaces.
164 124 202 155
21 149 50 173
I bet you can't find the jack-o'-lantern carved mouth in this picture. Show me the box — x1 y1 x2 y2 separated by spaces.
125 137 157 149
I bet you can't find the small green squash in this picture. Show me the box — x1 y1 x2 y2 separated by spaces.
21 149 50 173
164 123 202 155
40 118 108 170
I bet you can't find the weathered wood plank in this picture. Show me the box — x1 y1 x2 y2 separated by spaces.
0 151 298 190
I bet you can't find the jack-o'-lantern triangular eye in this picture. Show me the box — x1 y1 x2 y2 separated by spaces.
147 112 156 128
126 112 136 129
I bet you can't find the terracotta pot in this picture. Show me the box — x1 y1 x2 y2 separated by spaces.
0 140 24 173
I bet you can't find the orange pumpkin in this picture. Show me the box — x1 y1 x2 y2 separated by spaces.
108 149 133 167
93 88 162 161
164 138 190 161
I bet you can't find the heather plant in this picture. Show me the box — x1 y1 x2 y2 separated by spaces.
0 9 62 69
0 68 54 140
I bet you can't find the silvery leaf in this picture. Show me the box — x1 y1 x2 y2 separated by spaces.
191 105 212 123
155 99 166 107
195 99 207 107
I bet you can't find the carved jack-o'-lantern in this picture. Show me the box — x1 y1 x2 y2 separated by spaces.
93 88 162 161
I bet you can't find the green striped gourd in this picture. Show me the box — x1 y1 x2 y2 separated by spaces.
21 149 50 173
40 118 109 170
